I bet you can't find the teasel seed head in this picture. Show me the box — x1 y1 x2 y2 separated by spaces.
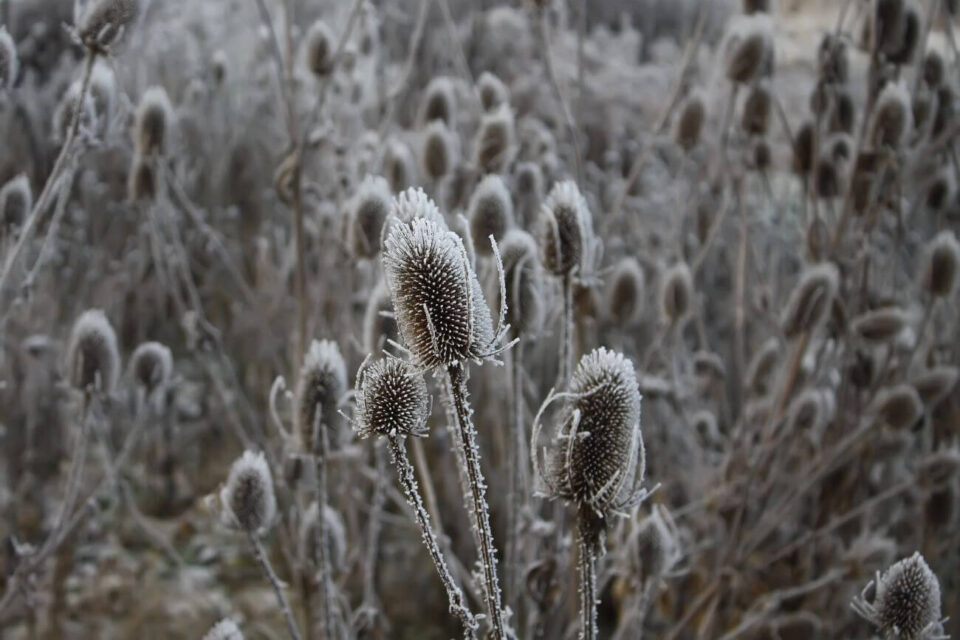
851 307 911 344
830 89 856 133
220 451 276 536
0 26 17 89
1 175 32 232
498 229 544 336
348 175 392 258
874 0 906 56
912 366 959 408
852 552 943 639
925 171 954 212
66 309 120 394
931 85 955 139
129 341 173 396
743 0 771 13
538 180 595 277
674 92 706 151
606 257 645 325
924 49 945 89
873 384 923 429
383 217 495 369
421 120 457 181
751 138 772 171
888 2 920 65
818 33 849 84
660 263 694 324
793 121 815 174
741 83 772 135
77 0 137 50
918 447 960 490
468 174 514 256
211 50 229 86
383 139 417 193
419 76 457 128
477 71 509 112
474 104 514 174
870 81 911 148
514 161 544 228
353 357 430 439
787 388 833 433
815 154 842 199
780 263 839 338
919 231 960 298
128 154 156 202
391 186 446 227
295 340 347 451
306 20 335 76
203 619 244 640
724 16 773 84
693 350 726 381
135 86 174 157
363 280 400 355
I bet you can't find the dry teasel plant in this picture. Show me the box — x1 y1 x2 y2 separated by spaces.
1 175 32 235
419 76 457 128
851 552 947 639
477 71 509 112
421 120 458 182
134 86 174 158
606 257 645 326
348 175 392 259
75 0 137 51
305 20 335 77
202 618 245 640
473 104 515 174
468 174 514 257
674 91 706 152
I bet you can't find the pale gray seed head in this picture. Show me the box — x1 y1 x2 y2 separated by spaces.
660 263 694 324
780 263 839 338
295 340 347 452
363 280 400 355
66 309 120 393
421 120 457 181
919 231 960 298
348 175 392 258
477 71 509 112
498 228 544 336
538 180 594 277
220 450 276 535
851 307 911 344
607 257 645 325
305 20 335 76
1 175 32 231
77 0 137 50
135 86 174 156
468 174 514 256
129 341 173 396
473 104 514 174
419 76 457 128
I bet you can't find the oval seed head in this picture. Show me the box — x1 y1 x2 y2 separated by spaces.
854 553 943 639
873 384 923 429
815 154 841 199
477 71 509 112
1 175 32 232
128 155 156 202
818 33 849 84
419 76 457 128
787 388 828 433
693 351 726 381
383 139 417 193
300 503 347 572
348 175 392 258
135 86 174 156
606 257 645 325
354 358 429 439
77 0 137 50
473 104 514 174
203 619 244 640
851 307 910 344
724 16 773 84
912 366 959 408
674 92 706 151
919 231 960 298
793 120 815 175
0 26 18 89
421 120 457 181
66 309 120 393
391 186 446 227
538 180 594 276
468 174 514 256
925 171 954 212
513 161 544 229
870 82 911 148
741 83 772 135
295 340 347 451
546 348 644 545
305 20 335 76
129 341 172 395
888 2 920 65
918 448 960 489
924 49 945 88
780 263 839 338
364 280 400 354
499 229 544 336
874 0 906 55
660 263 694 324
383 217 494 369
830 89 856 133
220 451 276 536
932 85 955 138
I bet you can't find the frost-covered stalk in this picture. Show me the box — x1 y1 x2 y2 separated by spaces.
577 534 598 640
505 343 527 615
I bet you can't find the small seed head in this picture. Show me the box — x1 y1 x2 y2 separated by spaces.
468 174 514 255
498 229 544 336
851 307 910 343
419 76 457 128
66 309 120 393
606 257 645 325
129 341 172 396
135 86 174 156
1 175 32 232
220 451 276 535
77 0 137 50
919 231 960 297
295 340 347 451
354 357 430 439
306 21 335 76
660 263 694 324
870 81 911 148
780 263 839 338
477 71 509 112
421 120 457 181
912 366 959 408
348 175 392 258
383 139 417 193
674 92 706 151
873 384 923 429
742 83 772 135
538 180 594 277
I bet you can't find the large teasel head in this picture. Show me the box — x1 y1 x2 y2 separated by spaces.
352 357 430 439
851 552 945 640
66 309 120 394
538 180 597 278
533 348 648 550
295 340 347 452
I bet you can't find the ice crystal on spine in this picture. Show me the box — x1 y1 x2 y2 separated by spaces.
353 357 430 439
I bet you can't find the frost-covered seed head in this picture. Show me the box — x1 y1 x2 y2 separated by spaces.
468 174 513 255
295 340 347 451
873 385 923 429
851 307 910 344
787 388 831 433
203 619 244 640
874 0 906 55
390 187 446 227
538 180 594 277
780 263 839 338
741 83 771 135
77 0 137 50
675 93 705 151
818 33 849 84
473 104 514 174
221 451 276 535
854 552 943 639
354 358 429 439
300 503 347 572
383 139 417 193
912 366 959 408
725 16 773 84
130 341 172 395
1 175 32 231
925 171 954 212
421 120 456 181
871 82 911 148
477 71 509 112
606 257 645 325
498 229 544 336
349 175 392 258
306 21 335 76
918 448 960 489
888 2 920 65
693 351 726 380
135 86 173 156
793 121 815 174
383 217 494 369
419 76 457 128
924 49 945 88
0 27 18 89
660 263 694 323
919 231 960 298
66 309 120 393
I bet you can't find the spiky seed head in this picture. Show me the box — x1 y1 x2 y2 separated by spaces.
818 33 849 84
391 187 446 227
747 338 780 396
348 175 392 258
918 448 960 489
870 82 911 148
538 180 594 276
498 229 544 336
354 358 429 439
874 0 906 55
912 366 959 408
77 0 137 50
421 120 457 181
1 175 32 231
546 348 644 546
130 341 172 395
888 3 920 65
468 174 514 255
874 385 923 429
383 217 494 369
66 309 120 393
474 104 514 174
306 20 335 76
211 50 229 86
674 92 706 151
606 257 645 325
477 71 509 112
128 155 156 202
135 86 173 156
793 121 815 174
220 451 276 535
724 16 773 84
660 263 694 324
919 231 960 298
383 139 417 193
856 553 943 639
925 171 954 212
0 27 18 89
742 83 772 135
295 340 347 451
924 49 945 88
419 76 457 128
781 263 839 338
203 619 244 640
851 307 910 343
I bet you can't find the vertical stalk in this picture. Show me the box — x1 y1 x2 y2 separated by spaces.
312 421 336 640
560 272 574 386
506 341 528 619
249 532 303 640
577 533 598 640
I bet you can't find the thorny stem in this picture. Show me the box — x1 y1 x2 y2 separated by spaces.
446 363 509 639
249 532 303 640
577 534 598 640
387 434 479 638
312 421 336 640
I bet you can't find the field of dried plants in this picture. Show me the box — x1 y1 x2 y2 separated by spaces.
0 0 958 638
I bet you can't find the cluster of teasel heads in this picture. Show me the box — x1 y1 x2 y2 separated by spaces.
2 0 960 637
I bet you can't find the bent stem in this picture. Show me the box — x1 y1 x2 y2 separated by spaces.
446 363 509 639
387 434 479 638
249 532 303 640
